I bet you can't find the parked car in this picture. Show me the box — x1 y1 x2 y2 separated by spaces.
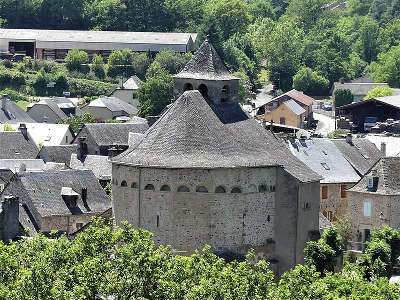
364 116 377 132
323 102 332 111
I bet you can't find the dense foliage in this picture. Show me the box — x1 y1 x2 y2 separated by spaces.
334 88 354 107
0 220 398 299
364 86 395 99
57 113 95 133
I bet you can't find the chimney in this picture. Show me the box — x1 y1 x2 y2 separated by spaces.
81 187 87 203
119 78 124 89
108 146 119 159
77 136 87 160
0 195 19 242
18 123 29 140
1 94 7 111
346 133 352 144
381 142 387 157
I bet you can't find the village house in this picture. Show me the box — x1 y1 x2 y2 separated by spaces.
38 145 77 166
256 89 315 126
69 154 111 187
0 125 38 159
366 135 400 157
0 29 197 60
27 98 68 123
0 159 46 173
332 81 389 103
289 138 360 222
0 169 111 236
111 76 142 107
112 39 321 276
257 99 306 127
73 123 148 156
81 96 137 122
0 98 36 124
347 157 400 247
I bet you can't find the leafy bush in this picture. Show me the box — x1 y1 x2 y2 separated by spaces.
1 59 13 68
57 113 95 133
91 54 106 79
364 86 395 100
32 59 60 73
334 88 354 107
67 77 117 97
0 88 28 102
3 122 15 131
132 52 152 79
152 50 190 75
292 67 330 96
65 49 90 73
107 49 134 78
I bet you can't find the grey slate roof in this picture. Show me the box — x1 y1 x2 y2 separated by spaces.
0 99 36 123
0 169 13 185
69 154 112 180
28 99 68 121
0 131 38 159
283 100 306 115
3 170 111 220
120 76 142 90
289 138 360 184
113 90 321 183
174 39 239 81
366 135 400 157
349 157 400 195
77 123 148 146
38 145 77 166
332 138 382 176
0 159 45 172
88 96 137 115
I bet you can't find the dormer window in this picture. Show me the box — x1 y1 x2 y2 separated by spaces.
321 162 330 170
366 176 374 190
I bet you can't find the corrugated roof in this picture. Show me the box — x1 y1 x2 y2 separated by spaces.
283 99 306 115
113 90 321 183
289 138 360 184
174 39 239 80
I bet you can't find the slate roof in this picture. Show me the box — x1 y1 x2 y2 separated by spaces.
0 131 38 159
366 135 400 157
0 159 45 172
3 170 111 220
0 99 36 124
333 82 388 96
119 76 142 90
174 39 239 81
28 99 68 121
332 138 382 176
289 138 360 184
283 99 306 115
0 169 13 185
69 154 112 180
113 90 321 183
87 96 137 115
349 157 400 195
38 145 77 166
336 96 400 110
77 123 148 146
274 89 314 107
20 123 73 146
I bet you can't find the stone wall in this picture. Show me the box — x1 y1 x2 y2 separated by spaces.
320 183 354 221
41 214 95 234
258 104 303 127
0 196 19 242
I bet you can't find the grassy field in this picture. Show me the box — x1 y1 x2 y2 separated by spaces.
16 100 31 111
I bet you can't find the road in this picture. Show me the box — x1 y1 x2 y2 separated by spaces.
314 112 335 137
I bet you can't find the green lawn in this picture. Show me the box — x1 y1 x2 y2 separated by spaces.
16 100 31 111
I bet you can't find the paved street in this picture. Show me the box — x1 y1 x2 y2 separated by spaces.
314 112 335 137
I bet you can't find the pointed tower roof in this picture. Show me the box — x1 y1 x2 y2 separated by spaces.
174 38 239 80
113 90 321 183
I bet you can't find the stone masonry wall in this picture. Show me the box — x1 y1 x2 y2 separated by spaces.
320 183 354 221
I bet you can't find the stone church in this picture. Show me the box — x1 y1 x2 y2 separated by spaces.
111 39 321 276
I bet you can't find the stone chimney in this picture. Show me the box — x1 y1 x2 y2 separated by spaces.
77 136 87 160
0 195 19 242
18 123 29 140
346 133 352 144
381 142 386 157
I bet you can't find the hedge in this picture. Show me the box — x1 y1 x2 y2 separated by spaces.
67 77 117 97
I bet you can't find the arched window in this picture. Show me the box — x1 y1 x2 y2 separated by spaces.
115 179 118 186
215 186 226 193
144 184 155 191
198 84 208 99
231 187 242 194
258 185 267 193
160 185 171 192
131 182 138 188
121 180 127 187
183 83 193 91
222 85 229 95
177 186 190 192
196 186 208 193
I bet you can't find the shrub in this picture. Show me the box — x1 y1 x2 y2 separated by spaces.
334 88 354 107
67 77 117 97
364 86 395 100
0 88 28 102
57 113 95 133
293 67 330 96
152 50 190 75
107 49 134 78
3 122 15 131
65 49 89 73
1 59 13 68
132 52 152 79
91 54 106 79
32 59 59 73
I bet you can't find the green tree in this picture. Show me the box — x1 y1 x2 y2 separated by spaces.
233 71 251 103
292 67 329 96
152 50 190 75
87 0 127 31
91 54 105 79
107 49 134 78
132 52 152 80
137 73 173 117
364 86 395 99
334 89 354 107
371 45 400 87
355 17 379 63
57 113 95 133
346 0 373 16
65 49 89 73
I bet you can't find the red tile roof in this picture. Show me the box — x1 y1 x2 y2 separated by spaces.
283 89 314 106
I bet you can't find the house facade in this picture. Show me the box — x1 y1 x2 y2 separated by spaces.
257 99 306 128
81 97 137 122
111 76 142 107
112 40 321 276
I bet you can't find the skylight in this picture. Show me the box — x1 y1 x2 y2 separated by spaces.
361 153 370 159
322 150 328 155
321 162 330 170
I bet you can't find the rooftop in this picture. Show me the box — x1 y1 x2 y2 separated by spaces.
38 145 77 166
282 99 306 115
0 99 36 124
27 98 68 121
366 135 400 157
174 39 239 81
0 131 38 159
274 89 314 107
118 76 142 90
289 138 360 184
69 154 111 180
87 96 137 115
113 90 321 183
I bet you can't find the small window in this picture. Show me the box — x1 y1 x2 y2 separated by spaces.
364 201 371 217
131 182 138 188
177 186 190 192
279 117 286 125
144 184 155 191
215 186 226 193
222 85 229 95
321 162 330 170
70 197 77 207
121 180 127 187
231 187 242 194
115 179 118 186
322 186 328 199
156 215 160 227
160 185 171 192
65 136 68 143
267 215 270 222
327 211 334 222
183 83 193 91
196 186 208 193
361 153 370 159
258 185 267 193
341 185 347 198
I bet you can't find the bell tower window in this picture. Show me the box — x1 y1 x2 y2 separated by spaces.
198 84 208 99
183 83 193 91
